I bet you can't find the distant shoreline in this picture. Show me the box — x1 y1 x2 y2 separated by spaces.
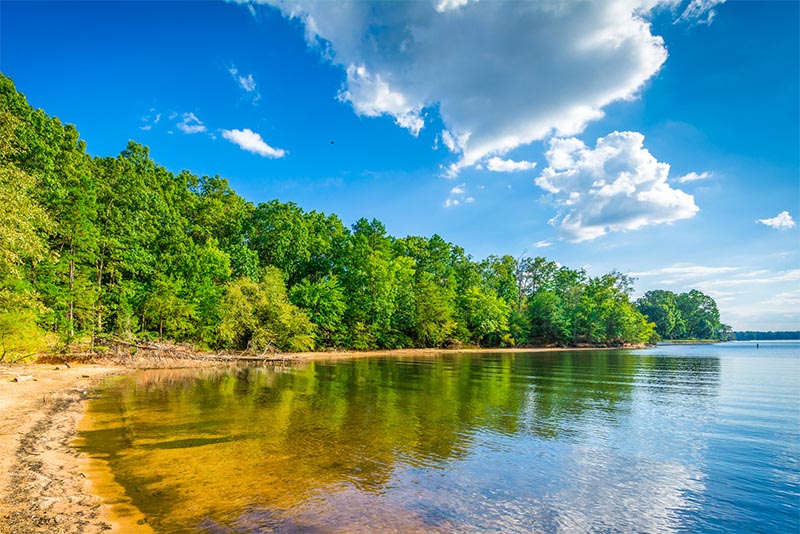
656 340 722 345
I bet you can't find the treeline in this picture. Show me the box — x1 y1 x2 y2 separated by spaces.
635 289 730 340
1 74 719 358
734 331 800 341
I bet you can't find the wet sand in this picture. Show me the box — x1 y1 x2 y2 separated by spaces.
0 364 137 534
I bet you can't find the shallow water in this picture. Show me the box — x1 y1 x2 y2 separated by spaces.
78 342 800 533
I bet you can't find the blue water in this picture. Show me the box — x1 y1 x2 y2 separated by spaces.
81 341 800 533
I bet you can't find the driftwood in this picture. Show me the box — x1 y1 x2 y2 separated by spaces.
101 339 294 365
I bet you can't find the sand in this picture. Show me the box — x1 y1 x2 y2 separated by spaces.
0 364 136 534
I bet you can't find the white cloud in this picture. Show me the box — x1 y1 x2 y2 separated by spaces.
237 0 679 175
441 130 461 153
434 0 476 13
229 66 261 103
757 211 796 230
486 157 537 173
177 112 207 134
676 0 726 25
675 171 712 183
221 128 286 158
339 65 424 136
764 289 800 308
698 269 800 289
450 184 465 195
139 111 161 131
535 131 699 242
532 240 552 248
631 264 740 280
444 182 472 208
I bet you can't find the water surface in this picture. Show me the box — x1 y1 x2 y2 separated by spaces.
79 342 800 533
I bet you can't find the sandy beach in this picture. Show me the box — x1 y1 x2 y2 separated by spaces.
0 364 130 534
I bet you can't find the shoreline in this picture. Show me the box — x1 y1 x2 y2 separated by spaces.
286 344 644 361
0 345 643 532
0 363 131 534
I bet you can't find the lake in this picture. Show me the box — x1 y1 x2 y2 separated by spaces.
78 342 799 533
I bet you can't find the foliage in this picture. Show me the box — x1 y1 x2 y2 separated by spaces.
0 308 50 362
734 331 798 341
218 268 315 353
636 289 724 341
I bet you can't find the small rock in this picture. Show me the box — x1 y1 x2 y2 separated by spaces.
12 375 35 382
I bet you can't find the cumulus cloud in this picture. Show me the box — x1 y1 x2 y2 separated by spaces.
177 112 207 134
234 0 683 175
486 157 537 173
443 182 474 208
675 171 712 183
339 65 424 136
757 211 796 230
221 128 286 158
535 131 699 242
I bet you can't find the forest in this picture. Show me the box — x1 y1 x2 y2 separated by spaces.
0 74 727 360
733 331 800 341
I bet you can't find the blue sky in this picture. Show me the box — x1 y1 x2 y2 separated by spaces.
1 0 797 330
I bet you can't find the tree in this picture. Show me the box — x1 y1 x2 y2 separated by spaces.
527 290 569 344
676 289 721 339
290 276 347 347
248 200 348 286
340 219 415 348
410 272 457 347
218 268 315 353
636 290 681 340
461 286 510 346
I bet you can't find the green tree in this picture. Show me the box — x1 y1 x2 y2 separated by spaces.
636 290 681 340
527 290 570 344
340 219 415 348
461 286 510 346
218 268 315 353
676 289 721 339
290 276 347 347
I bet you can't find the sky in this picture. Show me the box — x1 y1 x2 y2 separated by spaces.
1 0 798 331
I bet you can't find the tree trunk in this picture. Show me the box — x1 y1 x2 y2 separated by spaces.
68 245 75 339
96 252 104 334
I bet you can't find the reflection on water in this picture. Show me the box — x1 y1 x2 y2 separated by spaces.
78 345 799 533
